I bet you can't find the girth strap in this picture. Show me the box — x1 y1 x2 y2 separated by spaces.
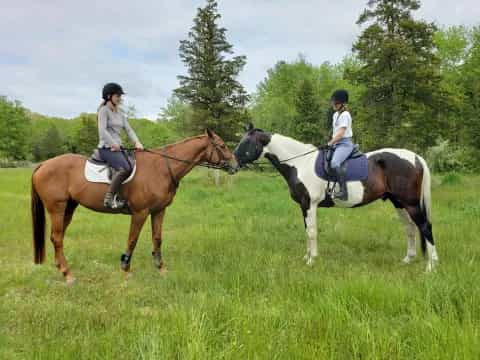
164 153 179 189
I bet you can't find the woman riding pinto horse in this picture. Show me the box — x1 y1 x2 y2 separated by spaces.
328 89 353 201
234 98 439 272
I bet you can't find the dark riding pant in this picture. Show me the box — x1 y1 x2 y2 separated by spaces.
98 148 132 172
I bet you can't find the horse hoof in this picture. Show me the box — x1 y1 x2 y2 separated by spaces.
305 257 314 266
123 271 132 280
425 261 438 273
153 257 162 269
65 276 76 286
159 266 168 275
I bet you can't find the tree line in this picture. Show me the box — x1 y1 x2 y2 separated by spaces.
0 100 176 163
1 0 478 171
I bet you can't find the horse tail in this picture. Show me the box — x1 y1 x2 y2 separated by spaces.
31 165 46 264
418 155 432 255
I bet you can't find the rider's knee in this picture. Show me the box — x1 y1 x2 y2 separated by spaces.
118 166 132 175
330 159 342 169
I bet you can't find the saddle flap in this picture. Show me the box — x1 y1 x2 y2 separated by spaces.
315 150 368 182
85 150 137 184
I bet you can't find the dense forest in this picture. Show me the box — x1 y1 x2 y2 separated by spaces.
1 0 479 172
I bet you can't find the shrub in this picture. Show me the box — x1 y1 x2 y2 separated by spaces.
0 158 33 168
425 138 477 173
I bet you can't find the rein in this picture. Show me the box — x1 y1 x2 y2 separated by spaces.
123 140 230 189
254 146 329 166
124 148 228 170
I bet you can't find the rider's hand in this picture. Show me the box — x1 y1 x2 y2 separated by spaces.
111 144 121 151
134 142 144 151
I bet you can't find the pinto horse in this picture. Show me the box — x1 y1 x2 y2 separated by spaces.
31 129 238 283
234 124 438 272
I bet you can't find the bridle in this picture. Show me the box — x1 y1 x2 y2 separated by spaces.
205 137 229 169
124 137 233 188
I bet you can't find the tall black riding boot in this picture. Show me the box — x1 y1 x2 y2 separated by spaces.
334 167 348 201
104 168 130 209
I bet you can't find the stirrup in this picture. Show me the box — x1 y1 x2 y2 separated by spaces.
104 192 126 209
333 186 348 200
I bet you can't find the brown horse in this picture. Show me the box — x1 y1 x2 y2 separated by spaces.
31 129 238 283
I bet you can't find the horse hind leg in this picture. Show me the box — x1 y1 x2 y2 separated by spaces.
404 205 438 272
48 203 75 284
63 199 78 230
395 208 417 264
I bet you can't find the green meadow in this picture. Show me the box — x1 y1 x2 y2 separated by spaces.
0 168 479 359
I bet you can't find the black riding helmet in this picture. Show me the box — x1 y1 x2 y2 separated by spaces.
102 83 125 101
331 89 349 104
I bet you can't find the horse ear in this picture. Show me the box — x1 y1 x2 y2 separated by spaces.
245 122 254 132
206 128 214 138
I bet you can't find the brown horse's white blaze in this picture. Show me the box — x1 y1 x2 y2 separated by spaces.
31 130 238 283
234 128 438 272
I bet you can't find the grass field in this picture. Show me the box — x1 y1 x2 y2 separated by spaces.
0 168 479 359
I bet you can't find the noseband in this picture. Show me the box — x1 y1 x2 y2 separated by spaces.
205 138 230 169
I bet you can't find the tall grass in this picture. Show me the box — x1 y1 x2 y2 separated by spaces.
0 169 479 359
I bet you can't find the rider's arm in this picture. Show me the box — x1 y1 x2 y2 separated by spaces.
328 127 346 146
98 106 117 147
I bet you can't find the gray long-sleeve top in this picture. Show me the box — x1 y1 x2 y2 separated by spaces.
97 105 140 148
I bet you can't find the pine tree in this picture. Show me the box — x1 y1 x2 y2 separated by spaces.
174 0 249 142
347 0 442 149
293 79 327 145
461 27 480 148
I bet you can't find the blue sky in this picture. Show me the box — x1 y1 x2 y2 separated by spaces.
1 0 479 119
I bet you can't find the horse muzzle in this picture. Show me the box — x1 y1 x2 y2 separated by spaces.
222 158 240 174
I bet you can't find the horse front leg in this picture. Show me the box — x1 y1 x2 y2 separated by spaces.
151 209 167 274
121 209 149 274
303 204 318 266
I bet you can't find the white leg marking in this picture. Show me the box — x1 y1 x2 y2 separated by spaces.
426 243 439 272
304 205 318 265
396 209 417 263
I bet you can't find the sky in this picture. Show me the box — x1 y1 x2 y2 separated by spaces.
1 0 479 120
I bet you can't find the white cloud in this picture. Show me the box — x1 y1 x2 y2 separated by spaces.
1 0 478 119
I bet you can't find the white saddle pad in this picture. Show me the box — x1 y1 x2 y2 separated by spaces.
84 161 136 184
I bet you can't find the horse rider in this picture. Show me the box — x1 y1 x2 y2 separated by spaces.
328 89 354 201
97 82 144 209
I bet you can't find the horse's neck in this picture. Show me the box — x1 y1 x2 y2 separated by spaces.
152 135 208 181
264 134 315 161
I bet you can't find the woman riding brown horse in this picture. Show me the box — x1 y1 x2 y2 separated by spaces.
31 129 238 283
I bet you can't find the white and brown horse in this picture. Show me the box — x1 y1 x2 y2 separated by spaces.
234 124 438 271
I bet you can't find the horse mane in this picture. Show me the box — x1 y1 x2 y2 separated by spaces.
272 133 317 151
151 134 207 152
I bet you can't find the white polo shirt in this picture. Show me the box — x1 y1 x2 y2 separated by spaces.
332 111 353 138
